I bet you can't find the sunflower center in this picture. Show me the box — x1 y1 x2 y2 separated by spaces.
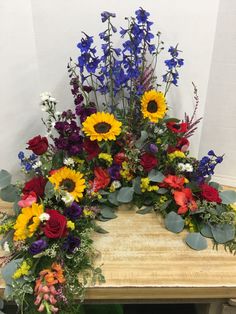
147 100 158 113
60 179 76 192
94 122 111 134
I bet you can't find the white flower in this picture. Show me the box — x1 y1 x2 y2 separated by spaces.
64 158 75 166
3 241 10 252
62 192 74 205
32 161 42 169
40 92 51 102
39 213 50 222
111 180 121 190
49 97 56 103
184 163 193 172
55 111 62 117
177 163 186 171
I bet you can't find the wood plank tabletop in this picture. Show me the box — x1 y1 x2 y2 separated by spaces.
1 199 236 301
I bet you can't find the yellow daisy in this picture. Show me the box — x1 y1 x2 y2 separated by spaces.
141 90 167 123
13 203 43 241
82 112 122 141
49 167 86 201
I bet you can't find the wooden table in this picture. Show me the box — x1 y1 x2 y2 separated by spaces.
1 200 236 314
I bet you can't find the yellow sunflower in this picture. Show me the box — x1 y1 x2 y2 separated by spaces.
14 203 43 241
82 112 122 141
141 90 167 123
49 167 86 201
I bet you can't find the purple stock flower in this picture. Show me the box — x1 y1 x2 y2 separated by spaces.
149 143 158 154
64 202 83 221
63 234 81 253
75 106 97 122
29 239 47 255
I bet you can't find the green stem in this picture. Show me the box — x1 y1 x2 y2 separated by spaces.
90 74 99 109
107 18 115 110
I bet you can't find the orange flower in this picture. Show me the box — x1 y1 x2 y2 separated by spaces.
164 175 185 190
173 188 197 214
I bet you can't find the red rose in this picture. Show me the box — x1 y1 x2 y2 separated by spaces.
114 152 126 165
83 139 100 160
201 184 222 203
167 122 188 133
140 153 158 172
23 176 47 199
92 167 110 192
177 137 189 152
27 135 48 155
43 209 67 239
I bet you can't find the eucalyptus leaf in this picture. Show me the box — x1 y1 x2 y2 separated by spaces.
164 118 180 123
13 197 21 215
209 181 221 191
164 211 185 233
211 224 235 244
185 232 208 250
44 181 55 199
108 191 120 206
3 284 12 299
136 206 153 215
133 177 142 195
93 224 109 234
100 207 117 219
156 188 168 194
0 170 11 189
159 200 172 211
1 258 23 285
200 224 213 238
148 169 164 183
0 298 4 309
117 187 134 203
219 190 236 205
0 185 18 202
135 130 148 149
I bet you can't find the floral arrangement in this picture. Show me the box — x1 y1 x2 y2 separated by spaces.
1 8 236 314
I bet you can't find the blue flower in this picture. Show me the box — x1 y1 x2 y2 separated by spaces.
101 11 116 23
64 202 83 221
135 8 150 24
18 151 24 160
208 150 215 156
165 59 177 70
77 36 93 53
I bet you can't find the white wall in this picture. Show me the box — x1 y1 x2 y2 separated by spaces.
0 0 220 177
199 0 236 187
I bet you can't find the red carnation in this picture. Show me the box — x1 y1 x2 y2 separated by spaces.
201 184 222 203
167 122 188 133
164 175 185 190
140 153 158 172
27 135 48 155
92 167 110 192
83 139 100 160
114 152 126 165
23 176 47 199
43 209 67 239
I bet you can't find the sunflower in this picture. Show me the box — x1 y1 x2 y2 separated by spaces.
49 167 86 201
141 90 167 123
14 203 43 241
82 112 122 141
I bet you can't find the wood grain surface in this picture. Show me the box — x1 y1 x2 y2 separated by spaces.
1 197 236 301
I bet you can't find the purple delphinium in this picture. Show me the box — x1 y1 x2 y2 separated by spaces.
64 202 83 221
29 239 47 255
63 234 81 253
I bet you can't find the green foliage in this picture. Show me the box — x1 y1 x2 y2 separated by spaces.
93 223 109 234
200 224 213 238
108 191 120 206
185 232 208 250
210 223 235 244
0 170 11 189
219 190 236 205
100 206 117 219
136 206 153 214
52 150 65 169
0 185 18 202
135 130 148 149
148 170 164 182
164 211 185 233
117 187 134 203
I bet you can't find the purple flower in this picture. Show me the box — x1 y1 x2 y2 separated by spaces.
63 234 81 253
29 239 47 255
75 106 96 122
108 164 121 180
149 143 158 154
64 202 83 221
101 11 116 23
